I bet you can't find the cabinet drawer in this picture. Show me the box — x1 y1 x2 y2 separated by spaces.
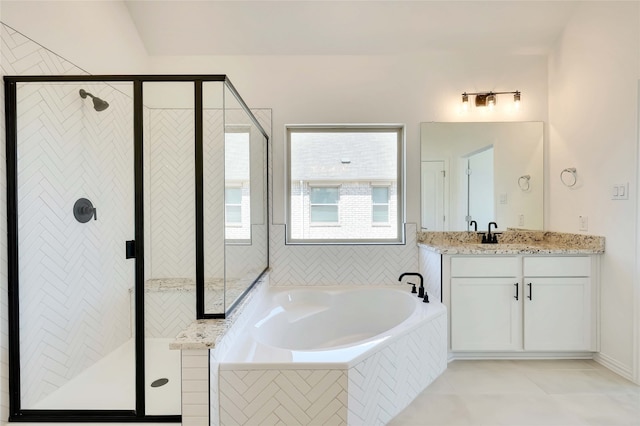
451 256 518 277
524 256 590 277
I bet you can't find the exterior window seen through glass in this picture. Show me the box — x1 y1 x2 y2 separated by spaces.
225 187 242 223
372 186 389 223
310 187 339 223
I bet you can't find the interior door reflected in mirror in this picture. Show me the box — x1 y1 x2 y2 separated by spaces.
420 122 543 232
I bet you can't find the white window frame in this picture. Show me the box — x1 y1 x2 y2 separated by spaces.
286 124 405 244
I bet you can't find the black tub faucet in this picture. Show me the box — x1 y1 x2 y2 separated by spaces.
398 272 429 302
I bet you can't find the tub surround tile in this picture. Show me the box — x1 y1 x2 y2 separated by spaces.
219 369 349 426
348 312 448 425
417 229 605 255
216 307 448 426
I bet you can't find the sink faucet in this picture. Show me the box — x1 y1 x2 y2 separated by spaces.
469 220 478 232
398 272 429 303
482 222 498 244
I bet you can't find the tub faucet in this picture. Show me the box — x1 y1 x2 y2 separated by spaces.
398 272 425 300
482 221 499 244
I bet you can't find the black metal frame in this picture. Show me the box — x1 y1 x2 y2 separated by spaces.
4 75 269 422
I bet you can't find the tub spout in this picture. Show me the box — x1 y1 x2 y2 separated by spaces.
398 272 424 299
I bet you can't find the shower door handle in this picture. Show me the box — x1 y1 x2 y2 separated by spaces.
126 240 136 259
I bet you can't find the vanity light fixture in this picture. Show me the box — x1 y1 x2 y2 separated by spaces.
461 90 522 110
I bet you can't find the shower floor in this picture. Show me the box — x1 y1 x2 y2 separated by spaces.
32 338 181 415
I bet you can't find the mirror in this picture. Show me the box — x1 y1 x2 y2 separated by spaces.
420 122 543 232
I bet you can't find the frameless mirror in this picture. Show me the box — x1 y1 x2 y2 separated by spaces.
420 122 543 232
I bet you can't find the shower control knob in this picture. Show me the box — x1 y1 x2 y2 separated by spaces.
73 198 97 223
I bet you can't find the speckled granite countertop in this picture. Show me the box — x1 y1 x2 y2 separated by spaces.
169 273 268 350
417 230 605 255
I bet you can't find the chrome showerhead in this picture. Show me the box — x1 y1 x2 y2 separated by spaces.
79 89 109 112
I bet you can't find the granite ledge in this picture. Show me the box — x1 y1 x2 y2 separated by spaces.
169 272 269 350
417 230 605 255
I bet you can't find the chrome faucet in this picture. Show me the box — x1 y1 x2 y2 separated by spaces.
482 222 499 244
398 272 429 303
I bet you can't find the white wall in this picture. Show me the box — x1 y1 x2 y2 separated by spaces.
1 0 148 74
548 2 639 379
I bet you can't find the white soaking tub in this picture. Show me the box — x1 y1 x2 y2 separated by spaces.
217 286 448 426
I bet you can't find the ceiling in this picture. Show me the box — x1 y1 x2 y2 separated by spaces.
124 1 579 56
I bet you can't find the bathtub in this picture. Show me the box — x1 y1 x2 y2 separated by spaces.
216 286 448 426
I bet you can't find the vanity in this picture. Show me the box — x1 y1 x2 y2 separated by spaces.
418 230 605 359
419 121 605 359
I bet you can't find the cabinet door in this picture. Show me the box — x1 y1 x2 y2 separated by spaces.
451 278 521 351
524 277 592 351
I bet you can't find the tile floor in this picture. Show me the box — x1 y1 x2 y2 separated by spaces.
389 359 640 426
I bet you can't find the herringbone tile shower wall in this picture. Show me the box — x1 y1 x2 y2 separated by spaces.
148 109 197 279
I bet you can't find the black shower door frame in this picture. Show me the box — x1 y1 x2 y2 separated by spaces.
4 74 269 423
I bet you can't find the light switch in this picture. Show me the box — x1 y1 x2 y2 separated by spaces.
612 183 629 200
518 214 525 226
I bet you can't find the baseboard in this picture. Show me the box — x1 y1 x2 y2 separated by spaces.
593 352 634 381
449 351 595 361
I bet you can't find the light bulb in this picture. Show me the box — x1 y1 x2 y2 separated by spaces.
514 91 521 110
487 94 496 110
462 93 469 111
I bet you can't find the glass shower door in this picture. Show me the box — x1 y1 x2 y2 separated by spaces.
15 81 136 410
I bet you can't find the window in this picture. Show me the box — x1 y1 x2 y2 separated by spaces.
372 186 390 224
225 187 242 224
287 125 404 243
310 186 339 223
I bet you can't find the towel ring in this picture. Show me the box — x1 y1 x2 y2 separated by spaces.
518 175 531 191
560 167 577 187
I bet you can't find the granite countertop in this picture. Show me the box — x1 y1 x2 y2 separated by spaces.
169 273 269 350
417 229 605 255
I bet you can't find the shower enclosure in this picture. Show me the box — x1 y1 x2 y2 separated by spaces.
4 75 269 422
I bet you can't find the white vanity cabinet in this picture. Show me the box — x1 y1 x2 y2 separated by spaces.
522 256 594 351
446 254 597 354
450 257 520 351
